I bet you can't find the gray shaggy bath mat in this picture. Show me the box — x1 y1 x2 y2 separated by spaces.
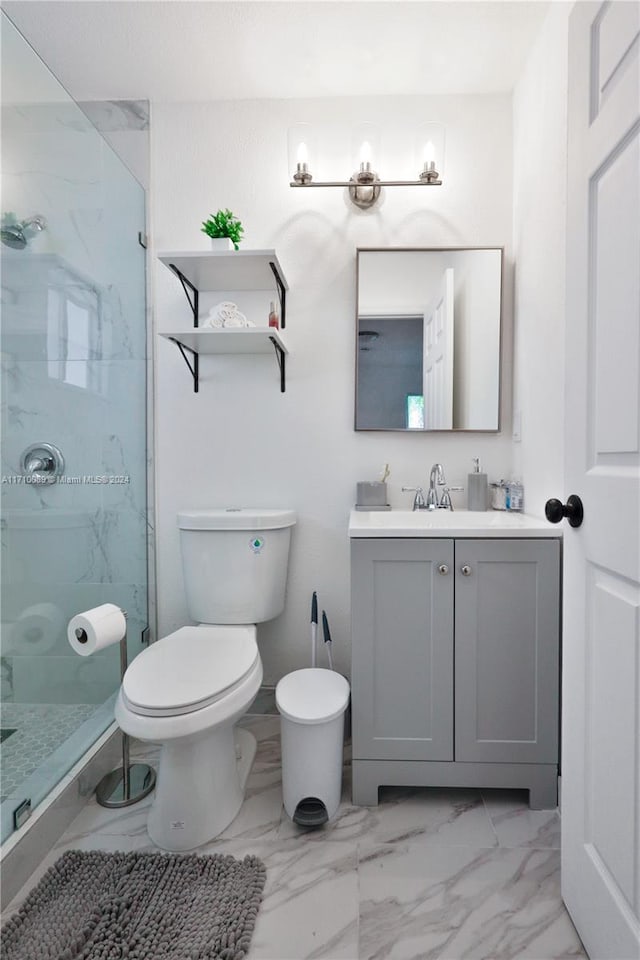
1 848 266 959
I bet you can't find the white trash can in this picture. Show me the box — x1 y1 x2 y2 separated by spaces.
276 668 350 826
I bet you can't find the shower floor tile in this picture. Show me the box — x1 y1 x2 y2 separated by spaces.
0 702 98 801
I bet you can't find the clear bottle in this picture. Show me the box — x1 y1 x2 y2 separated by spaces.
507 479 524 512
268 301 279 329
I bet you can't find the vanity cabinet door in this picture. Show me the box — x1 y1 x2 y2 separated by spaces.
454 539 560 764
351 538 454 762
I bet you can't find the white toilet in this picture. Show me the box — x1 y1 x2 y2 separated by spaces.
115 508 296 851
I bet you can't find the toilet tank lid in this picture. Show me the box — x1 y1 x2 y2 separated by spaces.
178 508 296 531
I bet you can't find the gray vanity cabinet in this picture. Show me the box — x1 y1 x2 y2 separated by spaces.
454 539 560 765
350 536 561 809
351 538 454 762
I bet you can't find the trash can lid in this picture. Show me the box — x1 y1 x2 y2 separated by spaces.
275 668 350 725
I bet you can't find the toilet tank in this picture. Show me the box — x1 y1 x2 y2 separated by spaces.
178 508 296 624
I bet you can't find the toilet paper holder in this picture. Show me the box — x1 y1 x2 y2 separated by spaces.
94 612 157 809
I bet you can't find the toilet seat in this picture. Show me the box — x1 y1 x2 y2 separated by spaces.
122 624 258 718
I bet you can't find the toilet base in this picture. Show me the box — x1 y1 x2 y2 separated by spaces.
147 726 257 851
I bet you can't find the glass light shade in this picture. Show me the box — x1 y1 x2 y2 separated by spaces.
351 122 381 173
415 122 446 180
288 123 317 182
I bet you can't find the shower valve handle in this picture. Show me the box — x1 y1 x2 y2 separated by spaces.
20 442 65 483
26 456 54 474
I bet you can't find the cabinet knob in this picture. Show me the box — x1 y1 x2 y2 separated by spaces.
438 564 449 575
461 564 472 576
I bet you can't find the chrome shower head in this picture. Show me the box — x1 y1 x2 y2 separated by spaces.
1 215 46 249
1 225 27 249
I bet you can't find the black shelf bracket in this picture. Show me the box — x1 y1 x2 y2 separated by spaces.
269 336 286 393
169 264 199 327
269 261 287 330
170 338 199 393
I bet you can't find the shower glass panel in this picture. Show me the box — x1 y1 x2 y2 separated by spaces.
0 14 148 843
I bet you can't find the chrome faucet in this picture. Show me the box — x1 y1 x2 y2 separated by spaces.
402 486 428 511
427 463 446 509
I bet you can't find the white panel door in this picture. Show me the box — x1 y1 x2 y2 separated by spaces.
423 267 454 429
563 3 640 957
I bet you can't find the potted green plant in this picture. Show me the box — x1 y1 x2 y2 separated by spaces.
201 209 244 251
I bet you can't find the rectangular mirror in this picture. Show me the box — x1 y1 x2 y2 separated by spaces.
356 248 502 431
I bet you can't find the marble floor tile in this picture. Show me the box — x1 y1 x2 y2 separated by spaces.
57 790 154 841
218 762 284 842
205 838 360 960
358 841 586 960
283 785 497 849
3 717 587 960
277 762 372 844
367 787 497 848
482 789 561 850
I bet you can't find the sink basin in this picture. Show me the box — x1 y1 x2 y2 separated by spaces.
348 509 560 538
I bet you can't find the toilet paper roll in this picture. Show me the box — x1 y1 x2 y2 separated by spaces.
11 602 64 654
67 603 126 657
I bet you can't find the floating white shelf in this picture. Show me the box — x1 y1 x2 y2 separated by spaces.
157 250 289 292
160 327 289 355
158 249 289 392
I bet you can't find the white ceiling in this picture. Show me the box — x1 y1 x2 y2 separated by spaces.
1 0 550 102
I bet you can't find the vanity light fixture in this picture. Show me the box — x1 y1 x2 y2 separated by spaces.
288 121 444 209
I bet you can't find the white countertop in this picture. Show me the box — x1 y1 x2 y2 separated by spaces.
348 509 561 538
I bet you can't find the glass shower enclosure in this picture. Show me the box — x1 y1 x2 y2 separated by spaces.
0 14 148 843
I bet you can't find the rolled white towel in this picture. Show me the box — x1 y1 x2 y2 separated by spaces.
222 312 244 328
203 300 253 329
204 310 224 328
203 301 238 327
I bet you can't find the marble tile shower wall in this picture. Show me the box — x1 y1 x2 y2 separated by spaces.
0 93 149 705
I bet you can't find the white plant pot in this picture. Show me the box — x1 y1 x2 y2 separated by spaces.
209 237 235 251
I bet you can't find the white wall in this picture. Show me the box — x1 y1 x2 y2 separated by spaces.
512 4 571 518
152 94 515 683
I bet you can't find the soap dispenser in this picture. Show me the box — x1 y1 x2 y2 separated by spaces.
468 457 488 511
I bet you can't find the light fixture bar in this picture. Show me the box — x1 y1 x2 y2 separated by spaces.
290 179 442 188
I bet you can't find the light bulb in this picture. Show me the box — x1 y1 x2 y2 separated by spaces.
423 140 436 166
297 141 308 165
360 139 372 165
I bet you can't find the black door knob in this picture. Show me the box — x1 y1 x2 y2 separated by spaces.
545 495 584 528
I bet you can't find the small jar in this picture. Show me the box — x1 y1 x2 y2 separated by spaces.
490 480 507 511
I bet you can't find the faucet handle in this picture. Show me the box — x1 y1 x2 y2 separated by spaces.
402 486 428 510
438 486 464 511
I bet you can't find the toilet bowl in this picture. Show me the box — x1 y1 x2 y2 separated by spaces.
115 508 296 851
115 624 263 850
